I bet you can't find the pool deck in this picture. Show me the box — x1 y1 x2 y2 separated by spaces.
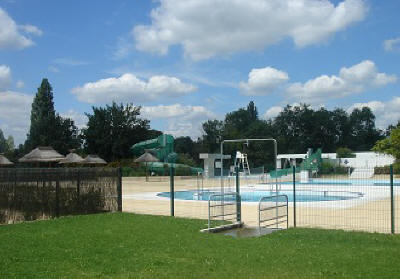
122 176 400 234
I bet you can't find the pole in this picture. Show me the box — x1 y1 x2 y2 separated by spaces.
170 165 174 217
220 142 224 195
55 178 60 218
235 166 241 223
390 165 394 234
117 167 122 212
293 165 296 228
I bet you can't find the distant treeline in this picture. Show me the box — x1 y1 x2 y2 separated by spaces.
2 78 397 169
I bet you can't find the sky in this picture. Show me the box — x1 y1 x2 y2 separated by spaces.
0 0 399 144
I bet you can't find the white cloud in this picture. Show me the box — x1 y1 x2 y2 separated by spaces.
264 106 284 119
16 80 24 89
52 58 89 66
18 24 43 36
71 73 197 104
48 66 60 73
286 60 397 103
240 67 289 96
383 37 400 52
0 65 11 90
60 109 87 130
133 0 367 60
0 90 33 144
0 7 42 49
142 104 215 138
347 97 400 129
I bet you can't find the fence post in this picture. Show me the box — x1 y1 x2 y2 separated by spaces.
293 165 296 228
77 170 80 198
170 165 174 217
117 167 122 212
390 165 394 234
55 178 60 218
235 166 241 223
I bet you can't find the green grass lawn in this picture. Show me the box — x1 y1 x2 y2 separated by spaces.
1 213 400 278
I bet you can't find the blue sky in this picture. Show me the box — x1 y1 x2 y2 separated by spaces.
0 0 399 144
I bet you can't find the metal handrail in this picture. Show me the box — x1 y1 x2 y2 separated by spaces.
208 192 241 230
258 194 288 231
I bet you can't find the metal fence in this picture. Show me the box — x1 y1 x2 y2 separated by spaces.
258 195 288 231
121 164 399 234
208 192 241 230
0 168 122 224
291 166 397 234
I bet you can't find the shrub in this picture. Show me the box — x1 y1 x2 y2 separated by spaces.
336 147 356 158
374 163 400 175
320 161 351 175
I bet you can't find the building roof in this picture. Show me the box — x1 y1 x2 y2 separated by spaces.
59 152 85 164
19 146 65 163
0 154 14 166
134 152 159 163
82 155 107 165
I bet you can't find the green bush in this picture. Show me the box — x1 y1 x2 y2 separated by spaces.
336 147 356 158
374 163 400 175
320 161 351 175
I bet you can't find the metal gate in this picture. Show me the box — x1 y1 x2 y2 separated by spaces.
208 192 241 230
258 195 288 231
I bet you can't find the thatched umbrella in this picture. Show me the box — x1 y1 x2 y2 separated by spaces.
59 151 84 165
134 152 159 181
19 146 65 165
82 155 107 165
0 153 14 167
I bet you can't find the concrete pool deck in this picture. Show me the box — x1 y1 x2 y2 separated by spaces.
122 176 400 234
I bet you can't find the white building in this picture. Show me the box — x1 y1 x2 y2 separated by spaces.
277 151 395 169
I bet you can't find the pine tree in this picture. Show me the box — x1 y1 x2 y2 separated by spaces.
25 78 80 153
26 79 57 149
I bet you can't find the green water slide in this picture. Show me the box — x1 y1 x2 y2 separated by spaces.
131 134 174 162
269 148 322 178
131 134 203 175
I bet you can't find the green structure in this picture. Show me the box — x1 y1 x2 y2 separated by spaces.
130 134 202 175
270 148 322 178
131 134 174 162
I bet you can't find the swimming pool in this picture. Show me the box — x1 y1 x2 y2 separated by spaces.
268 179 400 186
157 189 363 202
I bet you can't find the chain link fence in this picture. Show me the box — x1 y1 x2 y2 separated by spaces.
122 165 399 234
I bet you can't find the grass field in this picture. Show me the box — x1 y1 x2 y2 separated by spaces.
1 213 400 278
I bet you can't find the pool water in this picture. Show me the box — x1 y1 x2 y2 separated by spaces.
157 189 363 202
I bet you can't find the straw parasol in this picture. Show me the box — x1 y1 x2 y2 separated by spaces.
82 155 107 165
59 151 85 165
19 146 65 164
134 151 159 181
0 153 14 167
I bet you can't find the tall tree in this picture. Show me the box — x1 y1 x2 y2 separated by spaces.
83 102 152 162
348 107 383 151
0 129 7 153
5 135 14 152
201 119 223 153
25 78 80 154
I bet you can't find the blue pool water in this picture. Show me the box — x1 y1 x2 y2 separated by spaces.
275 179 400 186
157 189 363 202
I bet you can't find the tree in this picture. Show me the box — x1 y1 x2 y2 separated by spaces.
348 107 383 151
201 119 224 153
6 136 14 152
83 102 152 162
25 78 80 154
0 129 7 153
373 126 400 160
0 129 14 154
336 147 355 158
